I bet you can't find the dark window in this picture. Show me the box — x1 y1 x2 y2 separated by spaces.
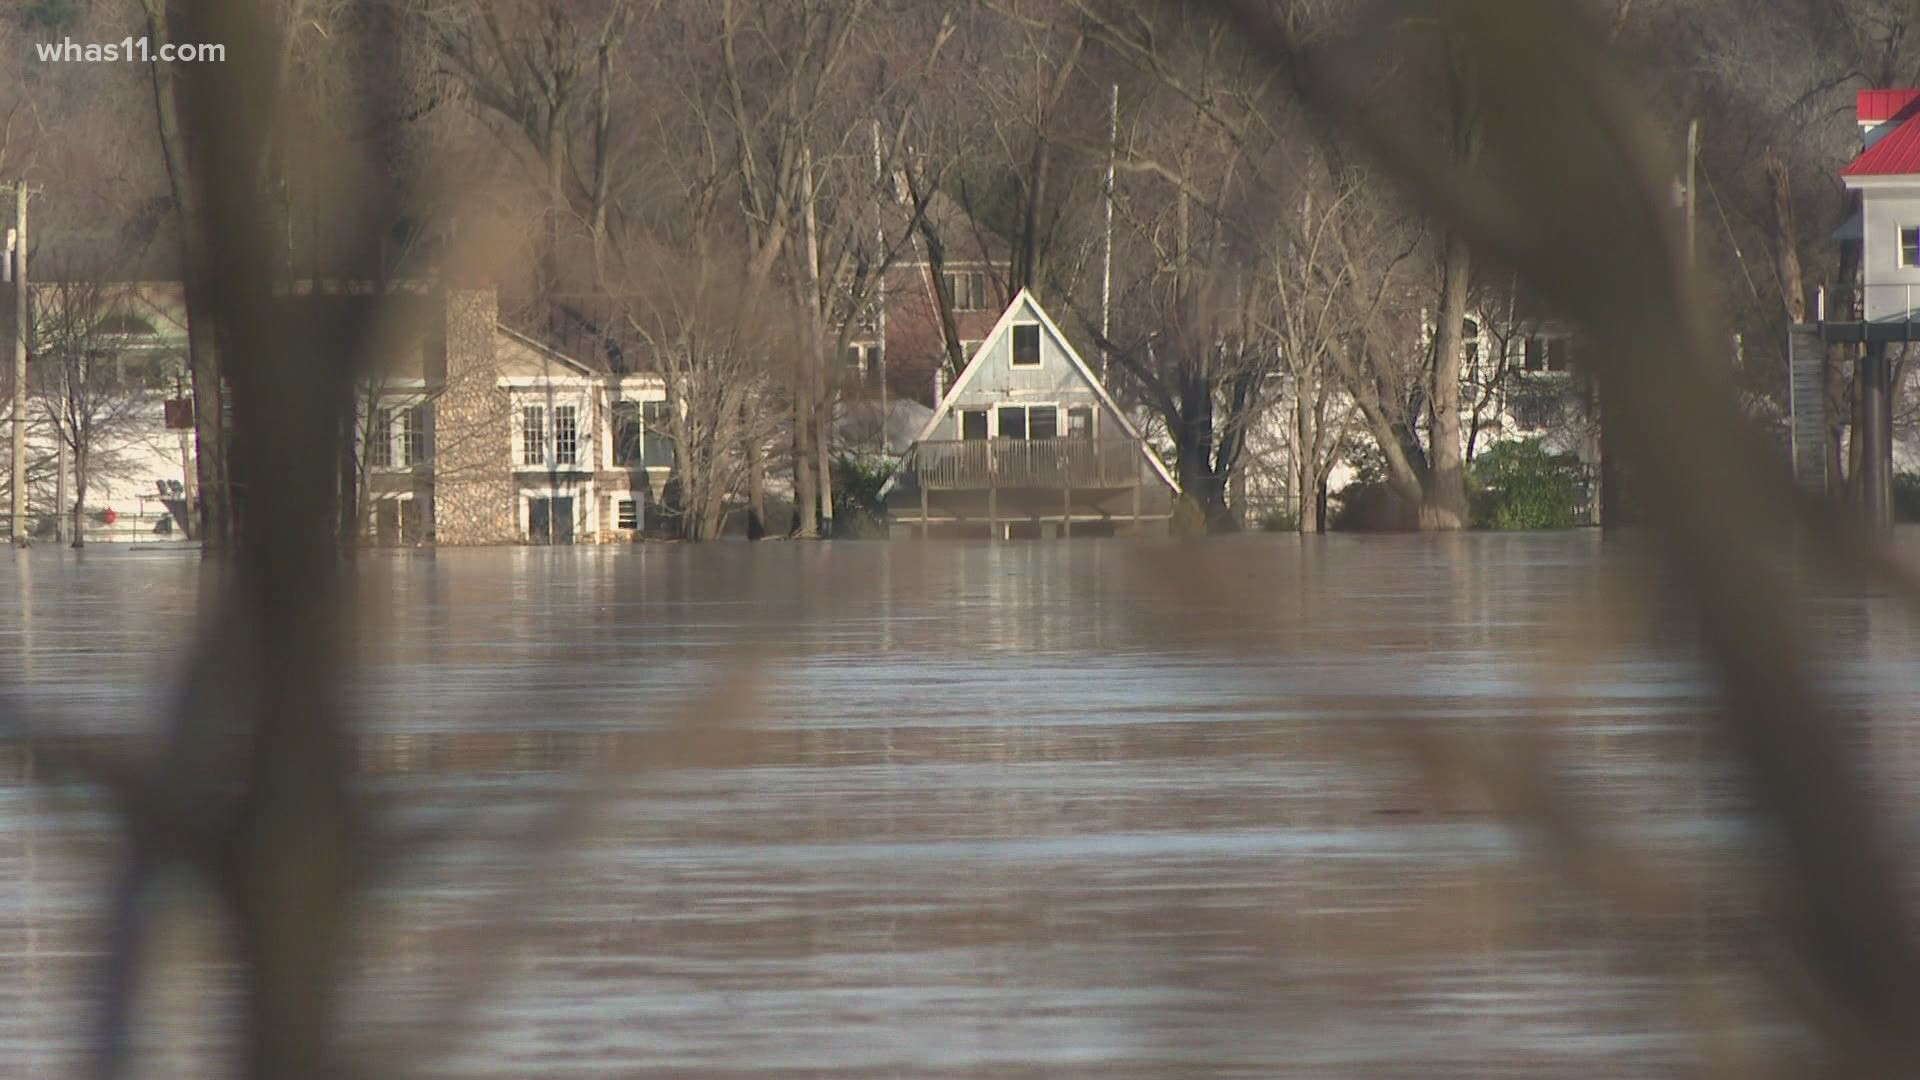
554 405 578 465
997 405 1027 439
1028 406 1058 440
612 401 642 466
641 400 675 468
1902 226 1920 268
617 498 638 529
1067 406 1093 439
961 409 989 440
1522 337 1542 372
1011 324 1040 367
942 270 989 311
368 409 393 467
1543 338 1571 372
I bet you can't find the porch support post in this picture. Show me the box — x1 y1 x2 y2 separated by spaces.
1861 341 1894 531
1061 477 1071 539
919 482 929 541
988 471 998 542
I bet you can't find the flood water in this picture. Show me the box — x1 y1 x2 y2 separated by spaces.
4 533 1920 1077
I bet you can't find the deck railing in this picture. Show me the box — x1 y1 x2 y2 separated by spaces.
908 437 1143 490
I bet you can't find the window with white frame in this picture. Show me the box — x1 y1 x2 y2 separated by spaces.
995 403 1058 439
554 405 578 465
1520 335 1572 374
401 404 429 466
611 400 642 466
367 408 393 467
641 400 674 468
521 405 547 466
1067 406 1093 439
941 269 990 311
1011 324 1041 367
1902 226 1920 268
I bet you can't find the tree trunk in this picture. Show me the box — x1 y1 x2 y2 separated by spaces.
802 153 834 539
793 392 817 537
1423 230 1471 530
69 446 86 549
142 0 231 549
1294 388 1320 533
745 400 766 540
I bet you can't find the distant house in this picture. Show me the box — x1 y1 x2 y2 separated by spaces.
356 288 670 546
1840 89 1920 324
879 290 1178 538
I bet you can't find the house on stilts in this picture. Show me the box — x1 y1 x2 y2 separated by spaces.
879 289 1179 538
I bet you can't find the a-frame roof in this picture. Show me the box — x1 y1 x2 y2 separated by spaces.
885 288 1179 494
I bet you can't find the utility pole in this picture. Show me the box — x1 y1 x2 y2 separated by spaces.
8 183 25 545
874 119 888 453
1101 83 1117 380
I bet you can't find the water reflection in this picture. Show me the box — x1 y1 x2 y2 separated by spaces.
3 534 1918 1076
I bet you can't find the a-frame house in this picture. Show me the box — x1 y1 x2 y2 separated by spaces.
880 289 1179 538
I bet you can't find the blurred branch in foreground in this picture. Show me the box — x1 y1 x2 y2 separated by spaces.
1198 0 1920 1069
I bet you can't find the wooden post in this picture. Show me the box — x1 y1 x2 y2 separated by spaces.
987 469 998 542
1861 341 1893 530
919 482 929 541
1061 478 1071 539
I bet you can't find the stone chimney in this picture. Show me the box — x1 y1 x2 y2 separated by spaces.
430 287 517 544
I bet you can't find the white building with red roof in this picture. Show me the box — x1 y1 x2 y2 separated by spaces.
1841 89 1920 323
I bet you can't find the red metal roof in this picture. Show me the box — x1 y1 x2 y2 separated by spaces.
1844 112 1920 176
1858 89 1920 123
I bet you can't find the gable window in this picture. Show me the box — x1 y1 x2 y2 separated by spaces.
401 405 429 466
641 400 675 468
942 270 989 311
961 409 989 440
1902 226 1920 268
1067 406 1093 439
612 401 642 466
1011 324 1041 367
522 405 547 466
554 405 579 465
367 409 394 467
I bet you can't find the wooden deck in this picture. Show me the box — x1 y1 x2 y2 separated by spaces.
907 438 1141 490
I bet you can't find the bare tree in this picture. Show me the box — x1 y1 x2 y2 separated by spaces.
29 276 174 548
620 239 788 540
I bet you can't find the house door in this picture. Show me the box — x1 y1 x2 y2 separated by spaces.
374 501 401 546
961 409 988 440
530 496 576 545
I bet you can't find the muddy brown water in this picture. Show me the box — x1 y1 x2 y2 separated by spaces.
4 533 1919 1077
